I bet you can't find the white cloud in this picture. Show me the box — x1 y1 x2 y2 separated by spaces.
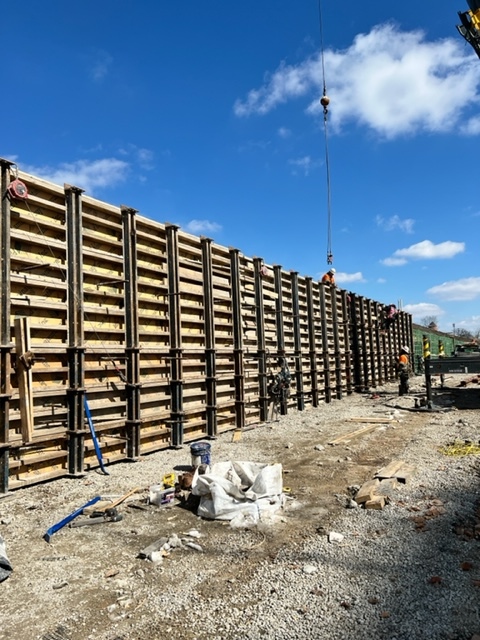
382 240 465 265
118 144 155 170
377 278 387 284
460 115 480 135
23 158 129 193
376 214 414 234
184 220 221 235
403 302 444 319
427 277 480 301
234 24 480 139
381 256 407 267
278 127 291 138
289 155 316 176
455 315 480 331
89 49 113 83
335 271 365 284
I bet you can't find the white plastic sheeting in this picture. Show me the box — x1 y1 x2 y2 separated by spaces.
191 461 285 526
0 535 12 582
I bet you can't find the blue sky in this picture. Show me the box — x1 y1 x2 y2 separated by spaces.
2 0 480 333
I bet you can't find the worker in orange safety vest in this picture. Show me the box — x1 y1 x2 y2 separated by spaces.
321 268 336 285
398 345 410 396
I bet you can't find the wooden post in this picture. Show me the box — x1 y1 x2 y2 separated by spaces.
14 317 34 443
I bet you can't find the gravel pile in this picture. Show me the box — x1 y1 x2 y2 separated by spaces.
1 376 479 640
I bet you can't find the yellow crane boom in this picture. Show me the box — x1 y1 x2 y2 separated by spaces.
457 0 480 58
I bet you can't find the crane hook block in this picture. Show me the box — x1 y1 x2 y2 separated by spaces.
8 179 28 201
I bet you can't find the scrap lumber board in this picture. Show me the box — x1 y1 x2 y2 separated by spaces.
346 416 395 423
375 460 415 484
355 479 380 504
328 424 380 445
375 460 406 479
392 463 415 484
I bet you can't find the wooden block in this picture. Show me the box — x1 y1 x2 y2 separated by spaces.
365 496 385 510
355 479 380 504
375 460 405 479
231 429 242 442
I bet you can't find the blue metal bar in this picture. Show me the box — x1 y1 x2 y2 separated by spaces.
84 397 109 475
43 495 101 542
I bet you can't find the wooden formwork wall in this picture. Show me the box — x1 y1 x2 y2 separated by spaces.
0 160 413 491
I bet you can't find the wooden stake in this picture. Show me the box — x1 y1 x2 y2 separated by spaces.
14 317 34 443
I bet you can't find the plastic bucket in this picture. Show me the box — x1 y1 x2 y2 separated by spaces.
190 441 211 467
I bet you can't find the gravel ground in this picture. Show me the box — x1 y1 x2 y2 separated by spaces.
0 374 479 640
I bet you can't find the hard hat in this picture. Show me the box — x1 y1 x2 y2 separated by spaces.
329 268 336 274
402 346 410 354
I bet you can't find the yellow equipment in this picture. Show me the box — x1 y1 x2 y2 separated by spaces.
162 473 175 488
457 1 480 58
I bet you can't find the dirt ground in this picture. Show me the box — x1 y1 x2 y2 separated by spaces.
0 375 479 640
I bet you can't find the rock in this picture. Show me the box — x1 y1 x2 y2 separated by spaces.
328 531 344 543
303 564 318 574
314 444 325 451
346 499 359 509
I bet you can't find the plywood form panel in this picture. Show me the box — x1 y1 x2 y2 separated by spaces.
135 218 171 447
1 164 412 489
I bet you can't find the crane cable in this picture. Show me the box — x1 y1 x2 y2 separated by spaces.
318 0 333 265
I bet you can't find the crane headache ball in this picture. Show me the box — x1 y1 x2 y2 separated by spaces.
320 95 330 107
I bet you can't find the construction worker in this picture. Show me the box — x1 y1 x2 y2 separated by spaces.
380 304 398 334
322 267 336 285
398 345 410 396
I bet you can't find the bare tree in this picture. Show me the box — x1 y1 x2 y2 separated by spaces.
455 328 474 341
420 315 438 328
